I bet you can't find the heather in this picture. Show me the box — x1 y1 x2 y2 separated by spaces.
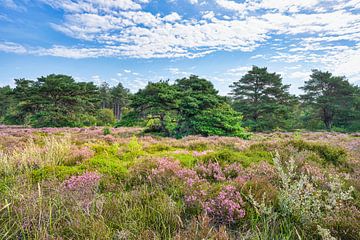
0 127 359 239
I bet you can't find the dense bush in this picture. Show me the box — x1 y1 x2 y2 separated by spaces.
288 140 347 166
96 109 116 126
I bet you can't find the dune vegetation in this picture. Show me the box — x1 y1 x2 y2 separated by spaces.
0 126 359 239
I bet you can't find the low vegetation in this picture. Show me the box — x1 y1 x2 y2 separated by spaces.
1 127 359 239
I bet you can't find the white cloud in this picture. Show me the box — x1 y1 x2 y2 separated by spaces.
41 0 141 12
0 42 27 54
163 12 181 22
0 0 359 84
226 66 251 77
202 11 215 20
188 0 198 4
1 0 25 11
288 71 310 79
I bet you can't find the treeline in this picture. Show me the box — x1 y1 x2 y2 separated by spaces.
0 66 359 136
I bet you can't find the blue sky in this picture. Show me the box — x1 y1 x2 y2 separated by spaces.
0 0 360 95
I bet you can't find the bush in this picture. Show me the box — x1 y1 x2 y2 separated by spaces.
288 140 347 166
115 111 145 127
103 127 111 135
191 104 250 139
96 109 116 126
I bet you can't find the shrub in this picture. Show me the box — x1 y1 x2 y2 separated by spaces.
174 214 230 240
191 103 250 139
273 152 353 226
204 185 246 225
288 140 347 166
102 186 183 239
96 109 116 126
200 147 272 168
103 127 111 135
122 136 144 161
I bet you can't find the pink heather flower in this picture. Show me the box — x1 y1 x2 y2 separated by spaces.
173 149 190 154
63 172 101 191
204 185 245 225
70 146 94 162
192 150 213 157
196 162 226 182
224 163 244 180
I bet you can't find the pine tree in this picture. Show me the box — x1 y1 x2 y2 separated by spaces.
230 66 296 131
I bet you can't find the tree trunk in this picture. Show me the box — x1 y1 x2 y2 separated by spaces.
118 107 122 121
116 103 120 120
159 114 169 136
323 108 333 130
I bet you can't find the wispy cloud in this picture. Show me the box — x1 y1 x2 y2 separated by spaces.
0 0 360 83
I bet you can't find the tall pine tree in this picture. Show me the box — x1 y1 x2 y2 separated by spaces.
230 66 296 131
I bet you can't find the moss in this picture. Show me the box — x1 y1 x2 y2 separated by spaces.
91 143 119 155
121 136 144 161
288 140 347 166
200 147 273 168
31 165 86 182
174 154 197 168
145 143 174 154
86 154 129 179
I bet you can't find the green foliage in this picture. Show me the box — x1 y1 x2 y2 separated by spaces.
200 147 273 167
191 103 249 138
301 70 360 130
122 136 144 161
115 111 145 127
103 127 111 135
130 75 249 138
97 109 116 126
31 165 86 182
288 140 347 166
10 75 100 127
230 66 297 131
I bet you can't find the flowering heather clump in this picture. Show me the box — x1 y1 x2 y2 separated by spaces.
62 172 101 212
196 162 226 182
63 172 101 191
70 146 94 162
223 163 243 179
193 150 213 157
103 134 116 143
150 157 203 186
205 185 245 225
150 158 182 178
173 149 191 154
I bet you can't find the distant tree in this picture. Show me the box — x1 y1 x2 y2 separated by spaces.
12 74 100 127
0 86 13 121
128 76 248 138
111 83 130 121
300 70 360 130
131 81 178 136
99 82 112 109
191 103 249 138
230 66 296 131
175 75 225 136
96 108 116 126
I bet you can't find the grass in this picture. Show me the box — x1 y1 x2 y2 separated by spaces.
0 128 359 239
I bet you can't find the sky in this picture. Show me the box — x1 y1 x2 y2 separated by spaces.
0 0 360 95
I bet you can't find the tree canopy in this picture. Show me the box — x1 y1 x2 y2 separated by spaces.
1 69 359 134
230 66 296 131
300 70 360 130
